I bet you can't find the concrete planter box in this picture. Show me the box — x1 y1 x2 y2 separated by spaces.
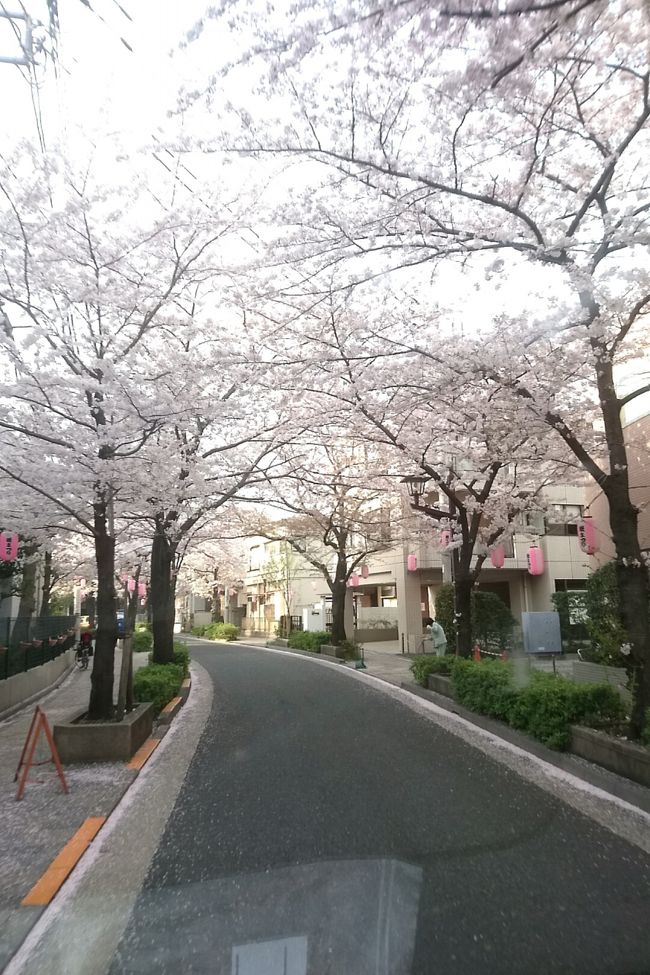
570 726 650 788
54 702 154 764
320 643 347 659
427 674 455 697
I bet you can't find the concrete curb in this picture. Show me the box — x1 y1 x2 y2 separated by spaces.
4 660 212 975
3 666 198 973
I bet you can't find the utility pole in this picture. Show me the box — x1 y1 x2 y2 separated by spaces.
0 10 33 66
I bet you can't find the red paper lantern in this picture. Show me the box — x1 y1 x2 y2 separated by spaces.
138 582 147 598
0 532 18 562
407 553 417 571
490 545 505 569
440 530 451 549
350 573 360 587
527 544 545 576
361 564 369 579
127 577 136 593
577 516 598 555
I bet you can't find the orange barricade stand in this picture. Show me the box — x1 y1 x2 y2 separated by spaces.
14 706 68 801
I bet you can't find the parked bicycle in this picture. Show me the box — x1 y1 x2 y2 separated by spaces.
76 631 94 670
76 645 89 670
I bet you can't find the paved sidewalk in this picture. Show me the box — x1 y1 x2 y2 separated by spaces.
228 634 417 686
0 650 149 971
358 640 415 685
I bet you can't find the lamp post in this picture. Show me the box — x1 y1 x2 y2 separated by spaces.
400 475 429 505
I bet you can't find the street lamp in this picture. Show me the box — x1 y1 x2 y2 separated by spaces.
400 475 429 506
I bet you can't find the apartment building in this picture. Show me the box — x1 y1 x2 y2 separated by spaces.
237 485 596 649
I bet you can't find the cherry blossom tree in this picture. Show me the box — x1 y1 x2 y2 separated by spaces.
247 440 400 643
0 147 245 718
187 0 650 732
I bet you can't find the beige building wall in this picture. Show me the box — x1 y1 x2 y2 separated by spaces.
587 412 650 565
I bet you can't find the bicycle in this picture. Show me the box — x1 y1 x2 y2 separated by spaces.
76 645 90 670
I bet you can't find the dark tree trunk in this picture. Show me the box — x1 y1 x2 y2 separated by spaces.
39 550 53 617
117 567 141 720
12 540 39 644
605 479 650 737
88 501 117 720
330 579 348 644
594 350 650 738
454 575 474 657
17 540 38 622
150 527 176 664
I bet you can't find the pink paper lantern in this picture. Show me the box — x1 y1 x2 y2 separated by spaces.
577 516 598 555
527 544 545 576
350 573 360 587
440 530 451 549
0 532 18 562
361 564 369 579
407 553 417 572
138 582 147 598
127 577 136 593
490 545 505 569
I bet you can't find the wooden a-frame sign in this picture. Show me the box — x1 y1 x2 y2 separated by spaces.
14 706 68 801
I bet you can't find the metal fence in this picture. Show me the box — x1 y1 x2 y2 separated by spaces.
0 616 76 680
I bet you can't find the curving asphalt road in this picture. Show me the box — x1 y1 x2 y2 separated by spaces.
110 641 650 975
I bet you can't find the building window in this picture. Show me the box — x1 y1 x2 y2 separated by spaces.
380 584 397 608
554 579 587 591
545 504 583 536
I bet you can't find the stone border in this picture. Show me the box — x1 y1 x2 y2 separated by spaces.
265 640 347 664
571 726 650 788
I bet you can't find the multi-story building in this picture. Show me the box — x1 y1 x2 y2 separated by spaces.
238 485 596 650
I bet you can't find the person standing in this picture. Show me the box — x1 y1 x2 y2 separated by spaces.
423 617 448 656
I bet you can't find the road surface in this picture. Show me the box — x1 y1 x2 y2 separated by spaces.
108 641 650 974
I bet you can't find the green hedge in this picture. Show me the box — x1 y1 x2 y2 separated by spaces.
172 641 190 676
191 624 207 637
147 641 190 677
203 622 239 641
287 630 330 651
410 656 456 686
507 672 626 749
411 655 625 750
451 659 519 724
451 660 624 749
134 662 184 715
132 629 153 653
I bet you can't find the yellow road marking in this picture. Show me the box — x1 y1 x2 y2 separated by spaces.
22 817 106 906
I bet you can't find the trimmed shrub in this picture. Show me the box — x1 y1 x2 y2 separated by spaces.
509 672 625 749
132 629 153 653
435 583 515 651
410 655 457 686
287 630 330 651
135 621 152 633
337 639 362 660
172 641 190 677
451 659 518 723
191 624 207 637
133 663 184 715
204 622 239 641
